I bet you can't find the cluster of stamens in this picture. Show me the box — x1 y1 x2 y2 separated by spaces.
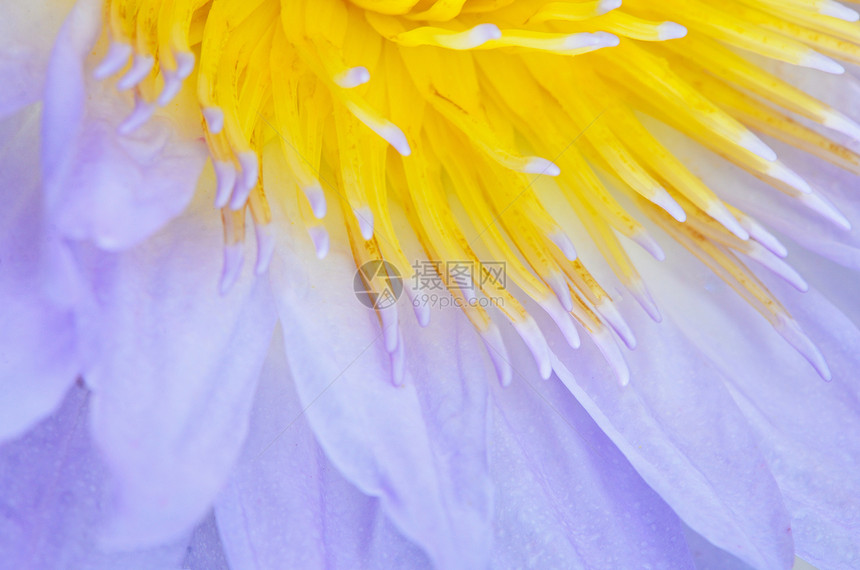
95 0 860 384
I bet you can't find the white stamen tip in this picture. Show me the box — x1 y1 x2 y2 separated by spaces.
822 109 860 141
550 231 578 260
799 192 852 230
157 74 183 107
94 42 132 80
230 152 259 210
598 301 637 350
354 206 375 240
738 131 778 162
117 55 155 91
303 185 327 219
308 226 330 259
381 124 411 156
597 0 623 15
390 337 406 386
548 272 573 312
707 204 750 241
633 230 666 261
214 161 237 209
801 51 845 75
514 317 553 380
629 279 662 323
658 22 688 40
119 97 155 135
203 107 225 134
524 157 561 176
254 223 276 275
540 297 581 349
481 324 513 387
820 1 859 22
334 66 371 88
777 316 832 381
220 244 244 295
463 24 502 49
592 328 630 385
768 162 813 194
746 243 808 292
380 307 400 354
409 289 431 327
652 188 686 222
175 51 196 79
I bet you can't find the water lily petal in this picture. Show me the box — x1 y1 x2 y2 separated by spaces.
182 513 230 570
683 526 756 570
640 245 860 570
268 200 493 568
215 329 431 570
0 107 79 442
67 186 277 550
41 0 207 251
0 0 74 116
489 327 695 569
0 386 190 569
542 298 793 569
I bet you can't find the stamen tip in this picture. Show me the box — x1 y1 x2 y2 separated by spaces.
308 226 330 259
354 207 375 240
334 66 371 89
802 51 845 75
597 0 623 15
658 22 687 41
203 107 225 134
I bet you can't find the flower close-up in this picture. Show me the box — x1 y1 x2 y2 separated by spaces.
2 0 860 568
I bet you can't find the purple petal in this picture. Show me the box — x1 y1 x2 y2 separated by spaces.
0 108 79 442
269 230 493 568
540 297 794 569
66 190 277 550
41 0 207 251
0 385 191 568
0 0 74 117
683 526 757 570
653 253 860 569
214 330 432 569
489 326 695 569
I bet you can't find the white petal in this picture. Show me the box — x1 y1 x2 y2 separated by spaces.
41 0 207 251
67 187 277 550
0 0 75 116
214 328 432 570
0 107 79 442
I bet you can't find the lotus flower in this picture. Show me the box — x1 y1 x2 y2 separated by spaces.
1 0 859 568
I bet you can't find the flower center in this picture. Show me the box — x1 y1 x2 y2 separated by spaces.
96 0 860 384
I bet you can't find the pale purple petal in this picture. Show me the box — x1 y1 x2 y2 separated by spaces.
41 0 207 251
0 385 190 569
647 250 860 569
269 223 493 568
183 513 230 570
0 108 79 442
489 326 695 569
0 0 74 116
683 526 756 570
215 329 431 569
540 298 794 569
65 188 277 550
